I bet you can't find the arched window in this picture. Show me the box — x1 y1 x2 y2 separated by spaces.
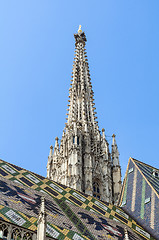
93 182 100 199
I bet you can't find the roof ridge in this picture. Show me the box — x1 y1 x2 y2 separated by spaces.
0 158 111 205
0 158 155 240
0 158 114 208
0 158 46 179
131 157 159 171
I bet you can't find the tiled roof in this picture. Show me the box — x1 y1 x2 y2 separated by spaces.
0 159 154 240
133 158 159 195
119 158 159 240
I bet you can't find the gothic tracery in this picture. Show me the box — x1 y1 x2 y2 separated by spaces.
47 27 121 204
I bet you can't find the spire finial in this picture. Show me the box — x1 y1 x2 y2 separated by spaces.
49 145 53 157
54 137 59 153
55 137 59 141
78 25 82 33
102 128 105 139
112 134 116 145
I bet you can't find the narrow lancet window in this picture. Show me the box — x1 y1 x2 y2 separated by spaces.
93 182 101 199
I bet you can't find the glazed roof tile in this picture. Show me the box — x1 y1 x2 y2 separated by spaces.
132 158 159 196
119 157 159 240
0 159 154 240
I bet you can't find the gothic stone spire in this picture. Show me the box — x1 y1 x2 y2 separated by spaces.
47 27 122 204
67 27 98 133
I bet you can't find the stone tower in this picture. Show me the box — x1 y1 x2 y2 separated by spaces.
47 26 121 204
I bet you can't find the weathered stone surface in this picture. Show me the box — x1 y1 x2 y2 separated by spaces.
47 28 121 204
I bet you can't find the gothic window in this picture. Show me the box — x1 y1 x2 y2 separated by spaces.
73 136 75 144
77 137 79 145
93 182 101 199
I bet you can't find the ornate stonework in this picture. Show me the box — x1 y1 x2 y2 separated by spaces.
47 27 121 204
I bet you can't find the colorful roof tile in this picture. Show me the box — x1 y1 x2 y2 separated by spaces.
0 159 155 240
133 159 159 195
119 158 159 240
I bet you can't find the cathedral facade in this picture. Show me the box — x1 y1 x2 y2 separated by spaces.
47 27 121 204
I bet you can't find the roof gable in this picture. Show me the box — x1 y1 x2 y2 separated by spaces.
119 158 159 240
133 158 159 196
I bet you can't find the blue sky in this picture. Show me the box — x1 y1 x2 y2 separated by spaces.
0 1 159 179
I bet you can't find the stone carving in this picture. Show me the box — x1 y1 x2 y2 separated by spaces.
0 221 36 240
47 27 122 204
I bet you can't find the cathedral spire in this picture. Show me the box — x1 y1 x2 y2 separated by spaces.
66 27 98 133
47 28 122 204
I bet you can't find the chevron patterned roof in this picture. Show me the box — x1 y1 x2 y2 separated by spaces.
0 159 155 240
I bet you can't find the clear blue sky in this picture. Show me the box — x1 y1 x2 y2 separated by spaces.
0 1 159 179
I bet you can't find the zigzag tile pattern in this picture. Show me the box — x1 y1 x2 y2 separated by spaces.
0 159 155 240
